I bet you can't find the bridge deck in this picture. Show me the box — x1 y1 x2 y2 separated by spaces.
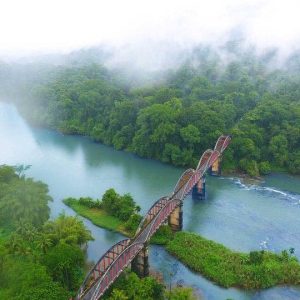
76 135 231 300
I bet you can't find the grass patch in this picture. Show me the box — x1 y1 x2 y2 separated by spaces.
64 198 174 243
63 198 130 236
166 231 300 289
150 225 174 245
64 198 300 290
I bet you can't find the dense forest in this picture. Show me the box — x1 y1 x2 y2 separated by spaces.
0 45 299 176
0 165 197 299
0 165 93 299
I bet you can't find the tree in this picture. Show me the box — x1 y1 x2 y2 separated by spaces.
43 242 84 291
35 233 53 254
101 189 138 221
180 125 200 146
110 290 129 300
0 257 70 300
43 213 93 246
165 287 197 300
0 165 17 183
0 170 51 227
102 188 120 215
269 134 288 167
105 272 164 300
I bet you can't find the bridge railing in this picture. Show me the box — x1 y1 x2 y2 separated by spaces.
82 242 144 300
76 135 231 300
76 238 131 299
134 196 169 237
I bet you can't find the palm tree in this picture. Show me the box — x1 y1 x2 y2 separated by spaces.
35 233 53 254
16 221 37 243
8 233 22 253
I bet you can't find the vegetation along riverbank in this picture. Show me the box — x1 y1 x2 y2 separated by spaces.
63 189 173 245
2 45 300 177
0 165 197 299
65 191 300 290
0 165 93 299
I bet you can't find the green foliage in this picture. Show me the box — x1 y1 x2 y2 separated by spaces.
0 165 51 227
5 52 300 176
101 189 139 221
124 213 143 232
239 159 259 177
165 287 197 300
249 250 264 264
150 225 174 245
0 164 18 183
43 213 93 246
78 196 101 208
43 242 84 290
64 193 175 243
110 289 129 300
259 161 271 175
103 271 164 300
63 197 127 234
0 165 93 297
0 257 70 300
166 231 300 289
65 189 140 227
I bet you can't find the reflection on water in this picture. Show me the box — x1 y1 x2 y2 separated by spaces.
1 102 300 299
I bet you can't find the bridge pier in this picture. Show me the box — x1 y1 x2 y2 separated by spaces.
168 201 183 232
192 176 206 199
209 156 222 176
131 245 149 277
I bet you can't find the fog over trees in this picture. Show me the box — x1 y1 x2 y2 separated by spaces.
1 43 299 176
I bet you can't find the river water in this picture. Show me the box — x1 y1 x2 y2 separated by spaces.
1 101 300 300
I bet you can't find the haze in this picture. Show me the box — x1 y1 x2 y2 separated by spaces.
1 0 300 67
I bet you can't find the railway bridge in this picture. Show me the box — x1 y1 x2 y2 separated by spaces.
76 135 231 300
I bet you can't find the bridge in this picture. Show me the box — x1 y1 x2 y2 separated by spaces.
76 135 231 300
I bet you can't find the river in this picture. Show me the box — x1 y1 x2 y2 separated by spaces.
1 101 300 300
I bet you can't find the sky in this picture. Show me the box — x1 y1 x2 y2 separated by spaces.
0 0 300 59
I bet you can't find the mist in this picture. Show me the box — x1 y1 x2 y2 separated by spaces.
1 0 300 70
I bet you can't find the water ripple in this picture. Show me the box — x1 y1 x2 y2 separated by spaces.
229 177 300 204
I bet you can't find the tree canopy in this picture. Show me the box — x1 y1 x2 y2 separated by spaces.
3 46 299 176
0 165 93 298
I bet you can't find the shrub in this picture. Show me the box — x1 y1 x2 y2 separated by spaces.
124 214 142 232
78 197 95 208
239 159 259 177
102 189 138 221
166 232 300 289
259 161 271 175
249 251 264 264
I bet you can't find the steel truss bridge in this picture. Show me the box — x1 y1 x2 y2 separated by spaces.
76 135 231 300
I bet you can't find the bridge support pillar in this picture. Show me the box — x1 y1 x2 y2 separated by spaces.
131 245 149 277
192 176 206 200
168 201 183 232
209 156 222 176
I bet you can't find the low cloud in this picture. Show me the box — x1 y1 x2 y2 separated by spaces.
1 0 300 68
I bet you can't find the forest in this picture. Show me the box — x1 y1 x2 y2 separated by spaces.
0 165 196 299
0 45 299 176
0 165 93 299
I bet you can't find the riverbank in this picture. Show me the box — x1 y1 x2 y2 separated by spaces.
167 232 300 289
65 198 300 290
8 99 295 178
63 197 173 245
63 197 130 236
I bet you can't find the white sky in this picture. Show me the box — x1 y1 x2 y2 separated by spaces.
0 0 300 58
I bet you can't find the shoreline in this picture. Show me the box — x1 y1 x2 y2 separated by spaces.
63 198 171 245
65 198 300 291
4 101 294 178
